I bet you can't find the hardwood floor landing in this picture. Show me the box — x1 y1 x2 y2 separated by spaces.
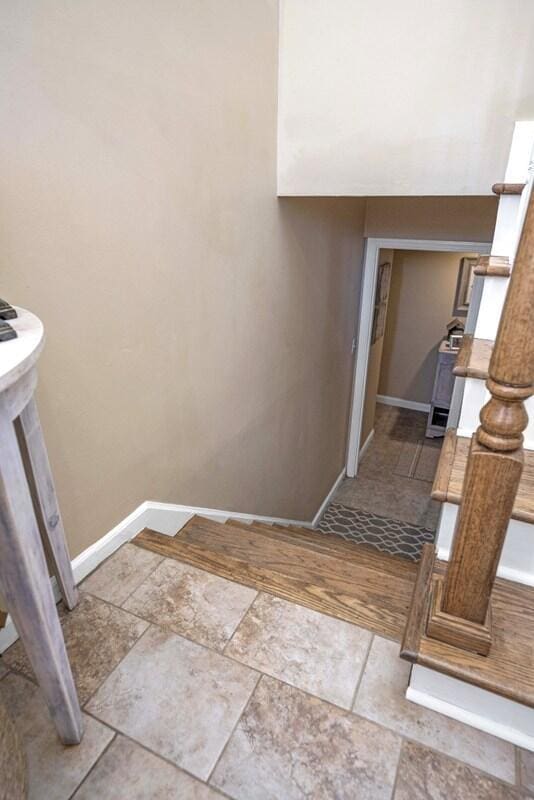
133 516 417 641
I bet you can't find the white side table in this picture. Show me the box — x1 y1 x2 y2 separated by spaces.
0 307 82 744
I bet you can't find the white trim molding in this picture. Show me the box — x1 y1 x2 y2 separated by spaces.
358 429 375 461
311 468 345 527
376 395 430 414
346 237 492 478
0 467 346 653
408 665 534 753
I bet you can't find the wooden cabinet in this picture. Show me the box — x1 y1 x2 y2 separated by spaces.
426 342 457 438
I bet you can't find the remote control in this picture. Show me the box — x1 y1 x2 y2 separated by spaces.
0 320 17 341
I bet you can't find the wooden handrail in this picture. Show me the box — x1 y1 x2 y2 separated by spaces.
427 190 534 655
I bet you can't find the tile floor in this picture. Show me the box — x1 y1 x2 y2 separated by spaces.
333 403 443 530
1 543 533 799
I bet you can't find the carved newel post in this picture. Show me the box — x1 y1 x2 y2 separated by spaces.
427 191 534 655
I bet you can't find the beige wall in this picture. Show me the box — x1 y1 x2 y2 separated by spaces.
279 0 534 195
361 249 393 446
364 197 497 242
0 0 366 557
0 2 500 561
378 250 477 404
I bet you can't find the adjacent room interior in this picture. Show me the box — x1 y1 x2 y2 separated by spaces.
321 247 481 559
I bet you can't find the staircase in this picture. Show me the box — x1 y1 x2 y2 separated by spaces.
401 121 534 750
134 515 416 641
134 121 534 751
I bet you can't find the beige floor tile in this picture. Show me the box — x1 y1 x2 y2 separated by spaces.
211 674 402 800
123 558 257 651
81 544 163 606
73 735 223 799
226 593 372 708
519 749 534 792
4 594 149 704
394 740 530 799
0 658 8 679
353 636 515 783
0 673 113 800
86 624 258 780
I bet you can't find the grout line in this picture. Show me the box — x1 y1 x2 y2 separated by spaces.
222 590 261 656
205 672 263 786
389 737 406 799
117 553 166 609
79 591 264 678
80 621 153 711
80 713 239 800
350 633 374 711
515 745 522 787
66 731 117 800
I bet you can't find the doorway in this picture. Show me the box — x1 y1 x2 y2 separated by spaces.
317 238 491 560
346 238 491 477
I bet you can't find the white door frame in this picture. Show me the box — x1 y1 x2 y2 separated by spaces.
346 237 492 478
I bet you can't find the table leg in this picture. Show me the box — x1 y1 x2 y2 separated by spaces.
18 398 78 610
0 414 83 745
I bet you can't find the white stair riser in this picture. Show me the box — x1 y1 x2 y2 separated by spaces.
457 379 534 450
436 502 534 586
474 276 509 339
491 195 521 257
408 666 534 752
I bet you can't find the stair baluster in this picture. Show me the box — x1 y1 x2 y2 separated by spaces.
426 190 534 655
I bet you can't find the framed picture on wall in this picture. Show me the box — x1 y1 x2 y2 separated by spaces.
453 256 478 316
371 261 391 344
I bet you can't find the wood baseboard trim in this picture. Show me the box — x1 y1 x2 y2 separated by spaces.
376 394 431 413
427 575 492 656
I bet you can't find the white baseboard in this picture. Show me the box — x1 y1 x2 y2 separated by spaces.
377 394 430 413
437 544 534 588
408 665 534 753
358 429 374 462
2 480 352 653
436 502 534 587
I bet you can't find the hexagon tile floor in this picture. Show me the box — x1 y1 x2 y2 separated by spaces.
317 502 435 561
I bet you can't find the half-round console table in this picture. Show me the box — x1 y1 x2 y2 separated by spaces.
0 307 82 744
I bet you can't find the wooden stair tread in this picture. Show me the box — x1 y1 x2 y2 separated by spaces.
473 255 511 278
492 182 526 195
453 335 493 380
432 430 534 523
227 518 416 577
402 545 534 707
133 516 416 640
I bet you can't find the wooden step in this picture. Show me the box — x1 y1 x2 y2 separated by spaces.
492 182 526 195
432 430 534 523
401 544 534 707
227 518 415 572
473 255 511 277
133 516 416 640
453 335 493 380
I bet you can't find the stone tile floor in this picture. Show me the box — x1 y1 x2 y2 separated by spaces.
1 543 533 799
333 403 443 531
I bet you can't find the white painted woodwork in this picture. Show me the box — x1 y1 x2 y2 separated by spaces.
436 502 534 588
0 307 82 744
411 122 534 748
0 307 44 393
346 239 491 478
408 665 534 752
19 399 79 610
